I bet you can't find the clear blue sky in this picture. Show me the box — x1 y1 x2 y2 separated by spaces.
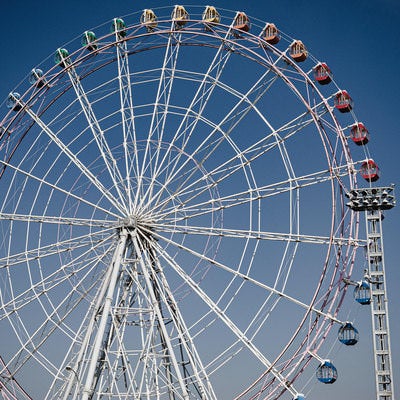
0 1 399 399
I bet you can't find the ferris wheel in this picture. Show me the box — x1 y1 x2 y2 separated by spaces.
0 5 383 400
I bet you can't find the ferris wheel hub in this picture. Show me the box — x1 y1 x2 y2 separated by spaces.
120 214 155 239
122 215 139 228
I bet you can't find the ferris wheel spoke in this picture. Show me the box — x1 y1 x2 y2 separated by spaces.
135 28 182 211
149 104 328 217
58 56 128 210
10 96 126 215
4 240 115 379
205 115 310 179
7 340 62 381
1 243 113 323
152 223 357 247
151 228 342 324
155 106 310 218
115 38 139 213
0 356 31 400
0 212 115 228
0 245 110 326
153 238 299 397
145 54 302 214
0 159 121 219
154 165 350 223
151 53 335 215
146 70 282 212
0 227 114 269
138 112 227 215
138 22 237 211
148 149 213 206
2 240 112 323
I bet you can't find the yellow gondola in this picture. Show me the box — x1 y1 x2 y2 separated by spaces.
140 9 158 32
172 5 189 28
202 6 220 24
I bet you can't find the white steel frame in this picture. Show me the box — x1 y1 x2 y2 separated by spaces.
0 7 376 400
366 210 394 400
347 186 395 400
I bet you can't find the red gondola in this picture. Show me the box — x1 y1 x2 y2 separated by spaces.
360 159 380 182
313 62 332 85
290 40 307 62
334 90 353 113
262 23 279 44
234 12 250 32
350 122 369 146
29 68 47 88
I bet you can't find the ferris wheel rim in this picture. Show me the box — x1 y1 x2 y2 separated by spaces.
0 6 368 400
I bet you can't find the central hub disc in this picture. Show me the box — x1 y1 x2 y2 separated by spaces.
123 215 139 229
120 214 154 236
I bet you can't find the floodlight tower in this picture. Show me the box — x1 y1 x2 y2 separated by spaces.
346 185 396 400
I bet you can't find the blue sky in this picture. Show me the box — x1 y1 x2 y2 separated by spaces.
0 1 399 399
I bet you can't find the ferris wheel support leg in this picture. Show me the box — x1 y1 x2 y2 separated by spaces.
132 236 191 400
145 245 217 399
62 251 118 400
80 228 128 400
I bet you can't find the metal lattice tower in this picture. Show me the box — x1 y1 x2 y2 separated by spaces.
347 186 396 400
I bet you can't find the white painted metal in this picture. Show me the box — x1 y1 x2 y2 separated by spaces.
347 186 395 400
81 229 128 400
0 7 371 400
365 210 394 400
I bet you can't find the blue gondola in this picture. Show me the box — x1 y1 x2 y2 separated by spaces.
354 280 371 305
29 68 46 88
293 394 305 400
316 360 337 384
6 92 22 112
338 322 359 345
